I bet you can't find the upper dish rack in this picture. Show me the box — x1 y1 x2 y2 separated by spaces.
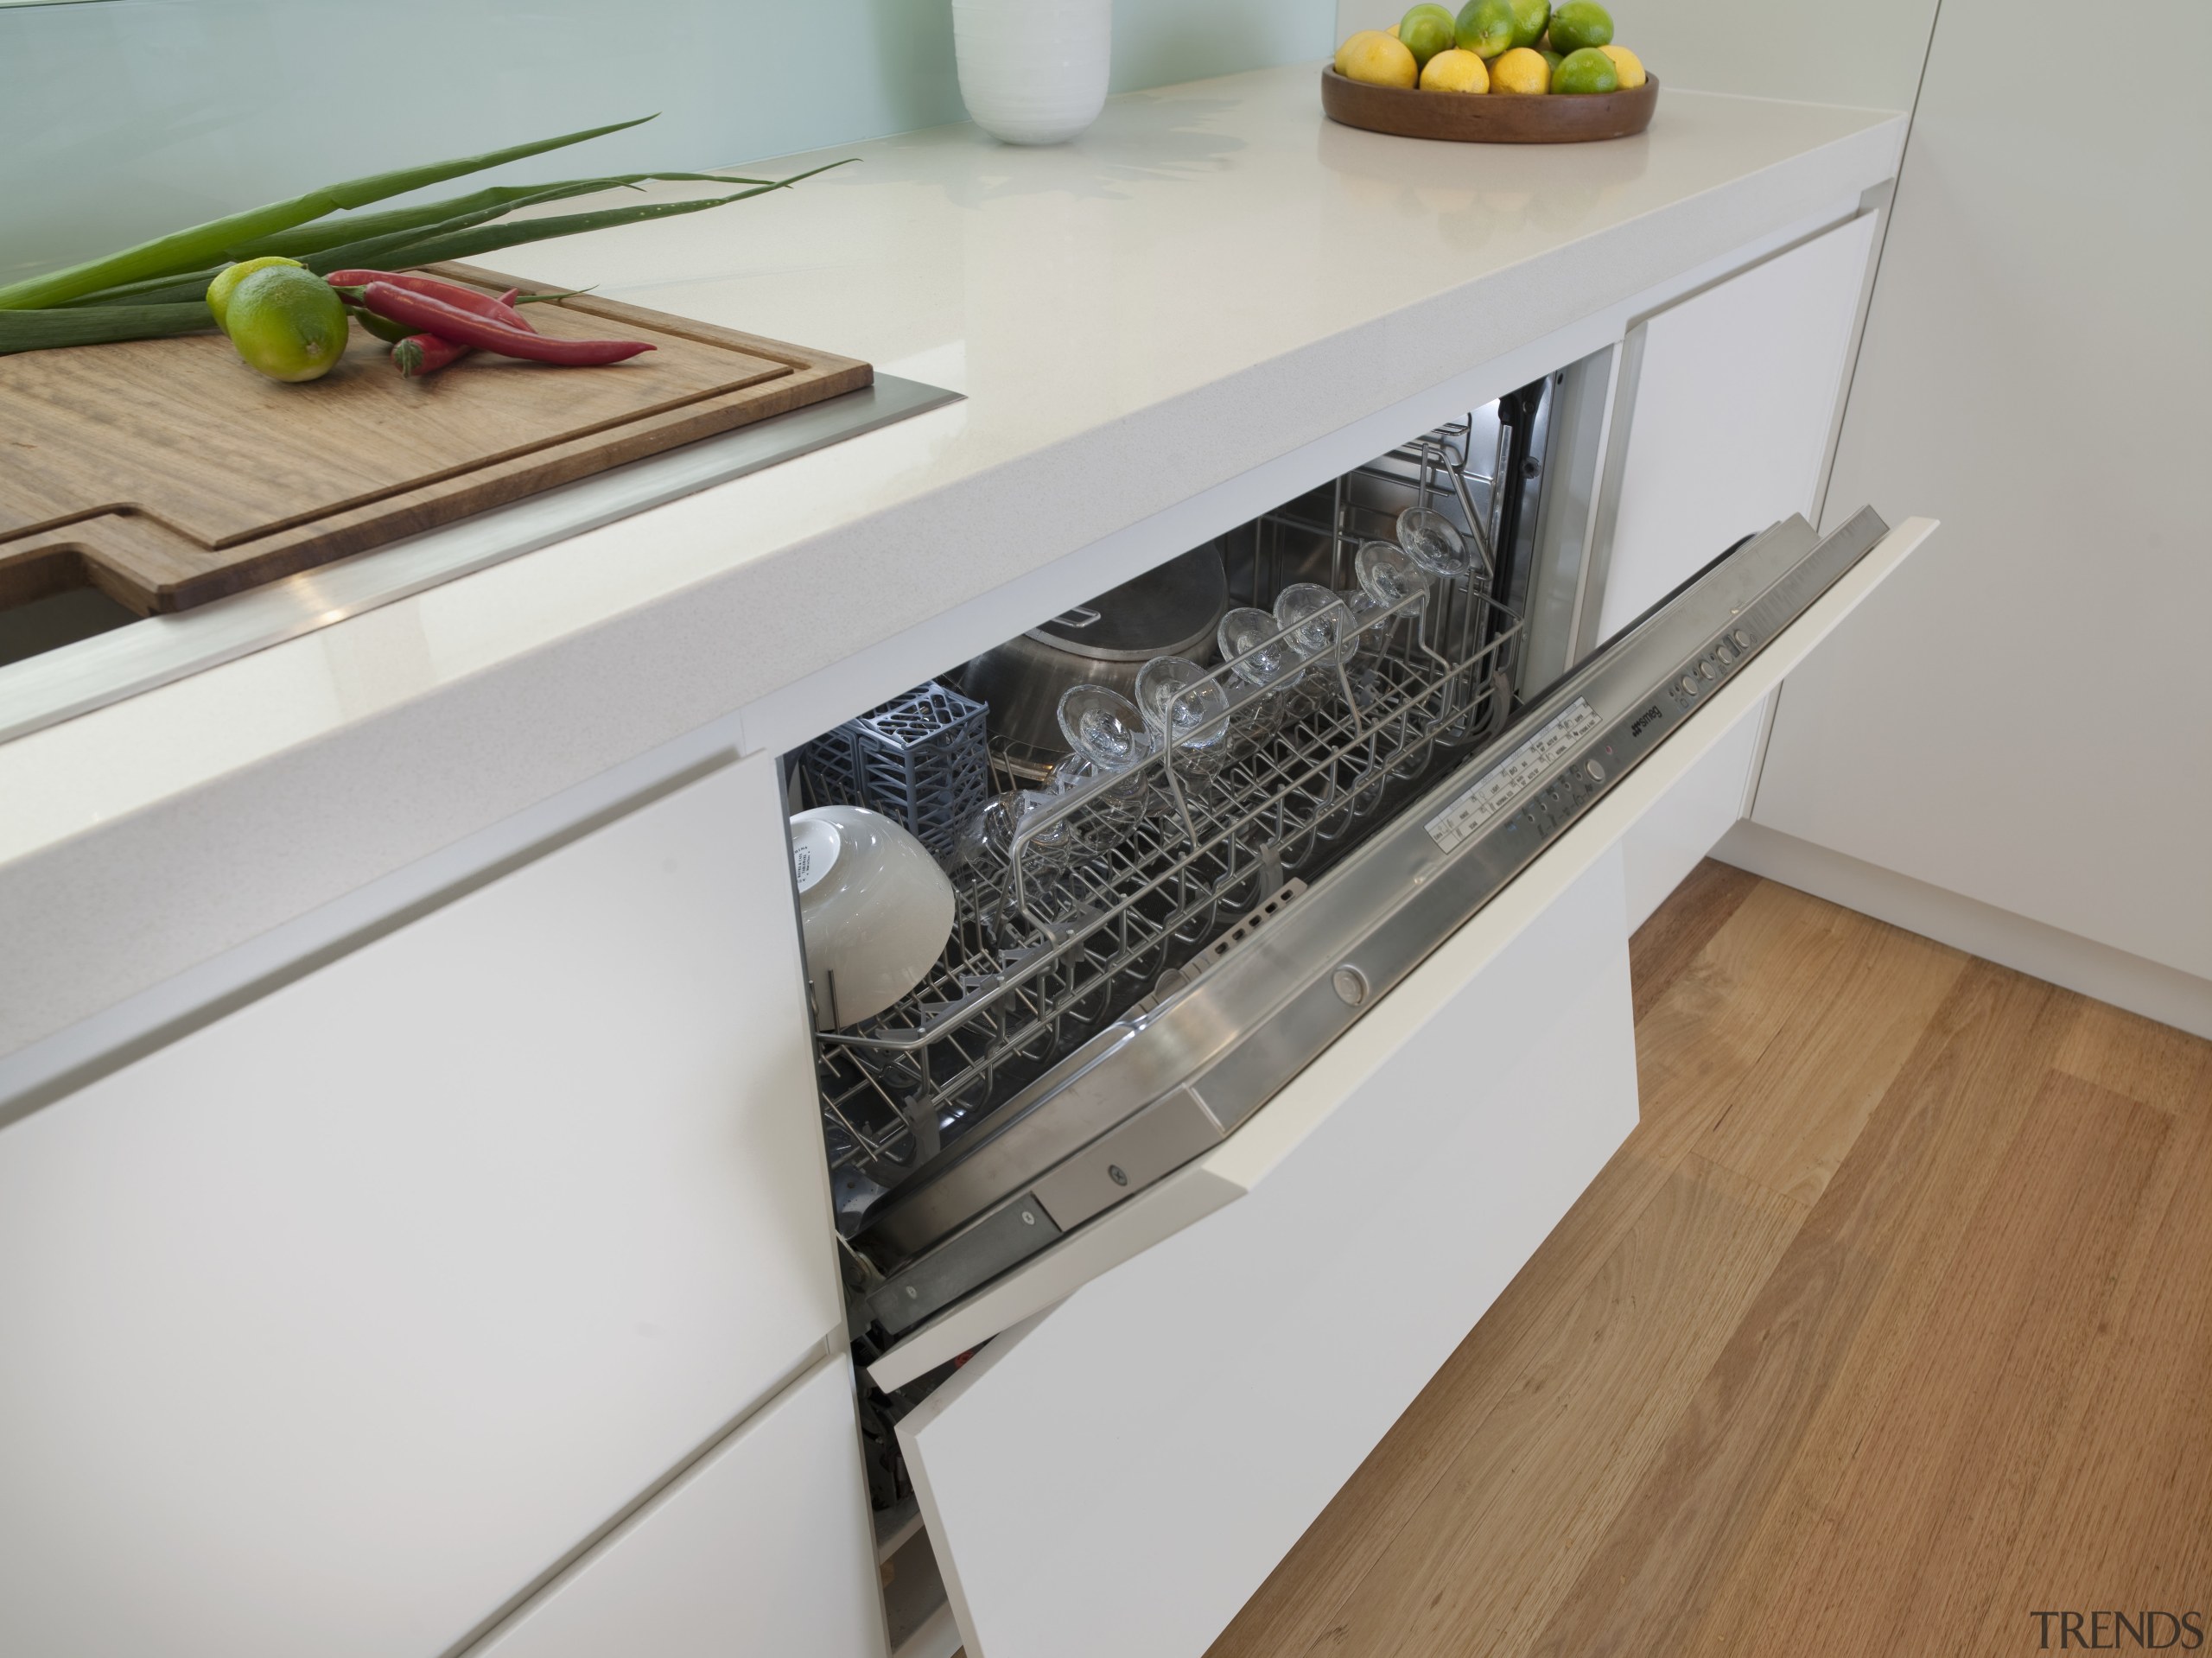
812 417 1525 1217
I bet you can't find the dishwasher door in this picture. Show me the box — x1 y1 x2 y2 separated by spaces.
857 508 1937 1391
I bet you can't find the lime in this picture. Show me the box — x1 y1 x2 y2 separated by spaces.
1553 45 1618 92
1489 44 1550 92
1454 0 1516 58
1599 42 1645 86
1340 29 1420 86
205 256 304 328
225 264 349 383
1509 0 1550 48
1548 0 1612 53
1399 3 1458 67
1541 47 1563 70
1421 46 1491 91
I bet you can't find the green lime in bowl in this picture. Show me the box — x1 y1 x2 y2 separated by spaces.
1399 3 1459 67
1553 45 1620 91
1548 0 1613 54
1454 0 1517 58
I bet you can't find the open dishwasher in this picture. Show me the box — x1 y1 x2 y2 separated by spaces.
782 369 1906 1414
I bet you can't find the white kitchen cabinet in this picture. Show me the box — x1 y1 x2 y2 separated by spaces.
1619 689 1770 931
903 843 1641 1658
1592 212 1877 644
1744 0 2212 1013
468 1355 885 1658
0 751 841 1658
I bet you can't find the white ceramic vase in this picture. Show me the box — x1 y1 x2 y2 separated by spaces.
951 0 1112 146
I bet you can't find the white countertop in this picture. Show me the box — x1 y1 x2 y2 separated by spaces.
0 64 1904 1060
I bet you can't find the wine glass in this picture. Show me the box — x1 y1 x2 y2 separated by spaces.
1217 607 1303 750
965 786 1081 873
1356 538 1431 611
1056 683 1154 772
1395 507 1473 581
1274 582 1357 668
1134 655 1231 777
1218 607 1305 690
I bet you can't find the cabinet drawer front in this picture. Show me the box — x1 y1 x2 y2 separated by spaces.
1621 689 1770 932
1592 212 1878 645
901 845 1637 1658
0 753 836 1658
470 1356 884 1658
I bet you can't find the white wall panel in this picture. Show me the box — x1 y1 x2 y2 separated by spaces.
1753 0 2212 985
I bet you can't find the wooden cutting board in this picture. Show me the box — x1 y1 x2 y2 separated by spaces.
0 263 871 614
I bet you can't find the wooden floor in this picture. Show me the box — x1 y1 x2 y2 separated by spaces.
1205 861 2212 1658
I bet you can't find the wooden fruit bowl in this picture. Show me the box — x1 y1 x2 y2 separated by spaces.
1320 65 1658 143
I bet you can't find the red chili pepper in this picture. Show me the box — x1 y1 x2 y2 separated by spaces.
393 334 469 378
327 270 537 332
387 293 522 378
359 282 652 365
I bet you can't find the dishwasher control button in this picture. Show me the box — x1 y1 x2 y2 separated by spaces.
1717 642 1739 664
1680 675 1700 696
1732 628 1752 648
1698 660 1719 681
1585 759 1605 782
1331 965 1370 1007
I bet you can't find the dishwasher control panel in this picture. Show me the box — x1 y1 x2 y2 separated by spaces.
1424 697 1601 853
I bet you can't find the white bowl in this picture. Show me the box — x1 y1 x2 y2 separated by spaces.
791 805 956 1031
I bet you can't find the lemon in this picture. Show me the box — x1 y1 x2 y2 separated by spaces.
1509 0 1550 48
1389 22 1402 35
1337 30 1377 73
1553 45 1618 92
1454 0 1516 58
1547 0 1612 53
224 264 349 383
205 256 304 328
1340 29 1419 86
1399 3 1458 67
1421 47 1491 91
1599 42 1645 87
1489 45 1550 92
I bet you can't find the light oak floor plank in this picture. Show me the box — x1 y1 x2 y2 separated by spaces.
1734 1070 2168 1656
1628 855 1760 1022
1528 956 2076 1658
1208 863 2210 1658
1689 909 1966 1206
1972 1099 2212 1651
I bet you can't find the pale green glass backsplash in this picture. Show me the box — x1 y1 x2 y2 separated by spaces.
1 0 1334 282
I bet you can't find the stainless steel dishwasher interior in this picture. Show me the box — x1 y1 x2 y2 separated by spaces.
797 399 1550 1251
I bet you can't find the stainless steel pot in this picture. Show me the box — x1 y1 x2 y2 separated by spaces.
961 543 1228 765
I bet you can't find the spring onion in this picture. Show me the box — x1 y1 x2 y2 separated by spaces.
0 115 657 311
